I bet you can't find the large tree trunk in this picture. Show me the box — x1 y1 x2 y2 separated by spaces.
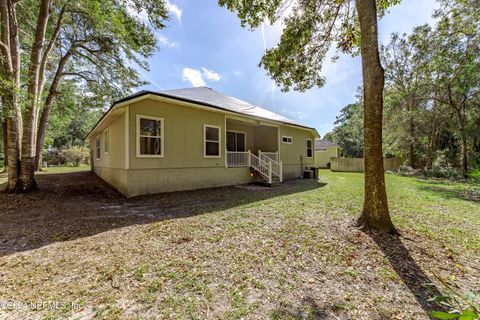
407 102 416 168
355 0 396 233
35 51 71 171
1 0 22 192
1 120 7 169
456 109 468 177
19 0 51 191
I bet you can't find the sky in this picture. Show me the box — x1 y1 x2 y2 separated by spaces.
137 0 438 136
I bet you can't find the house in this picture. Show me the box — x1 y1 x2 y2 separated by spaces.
86 87 319 197
314 139 340 168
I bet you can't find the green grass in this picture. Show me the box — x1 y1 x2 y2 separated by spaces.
39 163 90 174
0 164 90 189
0 169 479 319
316 170 480 254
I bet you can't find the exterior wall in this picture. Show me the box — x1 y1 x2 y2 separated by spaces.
226 121 278 154
91 113 126 169
128 99 225 169
126 167 256 197
93 167 129 195
330 157 403 172
254 126 278 153
279 125 316 179
89 97 318 196
314 146 340 168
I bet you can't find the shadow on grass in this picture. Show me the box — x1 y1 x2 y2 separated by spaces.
366 231 445 316
416 179 480 203
0 171 325 257
271 296 328 319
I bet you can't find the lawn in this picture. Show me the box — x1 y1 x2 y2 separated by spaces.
0 164 89 187
0 169 478 319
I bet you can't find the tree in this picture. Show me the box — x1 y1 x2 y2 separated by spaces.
324 101 364 158
219 0 398 233
381 33 430 168
0 0 169 192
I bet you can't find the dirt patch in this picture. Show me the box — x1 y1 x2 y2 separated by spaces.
0 171 478 319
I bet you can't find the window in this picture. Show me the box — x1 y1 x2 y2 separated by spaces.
227 131 246 152
104 129 109 154
95 136 101 160
137 115 164 157
204 125 221 157
306 139 313 158
282 136 293 144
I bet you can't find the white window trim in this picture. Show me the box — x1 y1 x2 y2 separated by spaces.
204 124 221 158
306 139 313 158
282 135 293 144
226 130 247 151
95 136 101 160
104 129 109 155
136 114 164 158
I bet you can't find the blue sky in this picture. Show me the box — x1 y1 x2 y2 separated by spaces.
137 0 438 136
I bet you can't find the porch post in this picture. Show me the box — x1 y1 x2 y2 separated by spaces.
279 160 283 182
248 149 251 166
268 160 272 184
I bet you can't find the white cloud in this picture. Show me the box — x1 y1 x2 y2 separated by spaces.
201 67 221 81
165 0 182 22
182 68 206 87
158 35 180 48
182 67 221 87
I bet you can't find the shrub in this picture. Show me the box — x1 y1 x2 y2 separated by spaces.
468 168 480 182
397 165 419 177
60 146 90 167
426 277 479 320
419 153 464 180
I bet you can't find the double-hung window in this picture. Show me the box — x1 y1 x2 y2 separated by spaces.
95 136 101 160
137 115 164 157
104 129 109 155
204 125 221 158
306 139 313 158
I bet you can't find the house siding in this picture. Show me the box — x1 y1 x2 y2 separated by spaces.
90 97 317 196
279 125 315 179
314 146 339 168
91 113 126 169
126 167 256 197
128 99 226 169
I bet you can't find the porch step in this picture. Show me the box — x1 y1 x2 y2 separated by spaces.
249 167 281 186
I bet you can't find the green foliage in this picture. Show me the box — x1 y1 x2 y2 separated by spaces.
60 146 90 167
427 276 480 320
326 0 480 173
218 0 400 92
468 168 480 182
44 81 102 150
324 101 364 158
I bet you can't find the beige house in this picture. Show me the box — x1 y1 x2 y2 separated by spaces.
86 87 319 197
314 139 340 168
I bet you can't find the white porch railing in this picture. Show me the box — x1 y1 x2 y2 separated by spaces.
226 150 283 183
226 151 250 167
259 150 279 163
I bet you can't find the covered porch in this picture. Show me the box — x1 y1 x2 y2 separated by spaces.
225 118 282 184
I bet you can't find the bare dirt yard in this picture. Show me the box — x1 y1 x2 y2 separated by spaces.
0 169 479 319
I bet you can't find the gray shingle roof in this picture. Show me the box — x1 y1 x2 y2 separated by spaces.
161 87 297 124
87 87 319 140
315 139 339 150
